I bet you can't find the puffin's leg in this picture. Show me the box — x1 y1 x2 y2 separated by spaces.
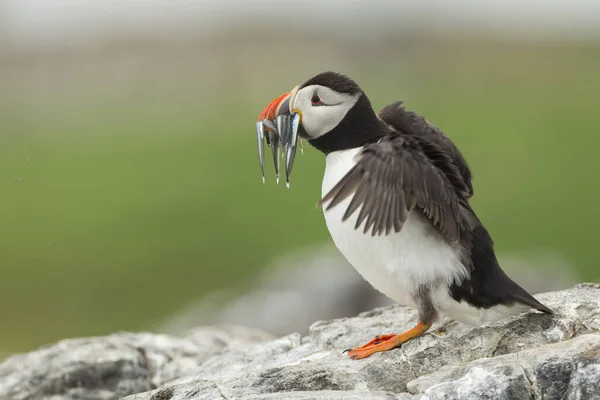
347 287 437 360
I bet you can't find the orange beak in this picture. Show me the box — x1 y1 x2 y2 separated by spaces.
257 92 292 123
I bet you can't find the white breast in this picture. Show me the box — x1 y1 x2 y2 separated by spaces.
321 148 469 309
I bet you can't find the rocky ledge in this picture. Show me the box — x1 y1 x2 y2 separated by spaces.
1 284 599 400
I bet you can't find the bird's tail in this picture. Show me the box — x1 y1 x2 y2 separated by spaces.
452 221 553 315
503 274 553 315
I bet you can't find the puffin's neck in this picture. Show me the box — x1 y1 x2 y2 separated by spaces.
307 95 390 154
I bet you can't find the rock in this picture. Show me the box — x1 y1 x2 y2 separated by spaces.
123 284 600 400
406 334 600 400
159 246 577 338
0 326 272 400
2 285 598 400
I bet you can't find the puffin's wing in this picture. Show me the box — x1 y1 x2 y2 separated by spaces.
319 134 464 240
377 101 473 199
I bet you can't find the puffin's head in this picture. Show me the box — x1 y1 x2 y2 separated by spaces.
258 72 364 140
256 72 380 186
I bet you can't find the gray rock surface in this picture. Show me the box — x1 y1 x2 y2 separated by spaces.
1 285 598 400
407 334 600 400
0 326 273 400
124 283 599 400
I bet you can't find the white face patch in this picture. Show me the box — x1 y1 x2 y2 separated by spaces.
291 85 360 139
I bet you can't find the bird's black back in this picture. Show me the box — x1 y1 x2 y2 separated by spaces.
378 102 552 314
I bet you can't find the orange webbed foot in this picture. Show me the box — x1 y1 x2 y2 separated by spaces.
347 333 397 351
345 321 432 360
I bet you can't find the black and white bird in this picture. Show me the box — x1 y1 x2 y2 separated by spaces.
256 71 552 359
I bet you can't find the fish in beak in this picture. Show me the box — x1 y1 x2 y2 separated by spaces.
256 86 302 187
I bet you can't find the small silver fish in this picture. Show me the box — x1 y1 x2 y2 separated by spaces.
255 112 301 187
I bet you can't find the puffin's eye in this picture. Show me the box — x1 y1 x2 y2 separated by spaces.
311 94 323 106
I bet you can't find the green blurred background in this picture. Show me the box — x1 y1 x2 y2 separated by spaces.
1 0 599 357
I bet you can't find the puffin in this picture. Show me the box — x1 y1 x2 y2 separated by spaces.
255 71 552 359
